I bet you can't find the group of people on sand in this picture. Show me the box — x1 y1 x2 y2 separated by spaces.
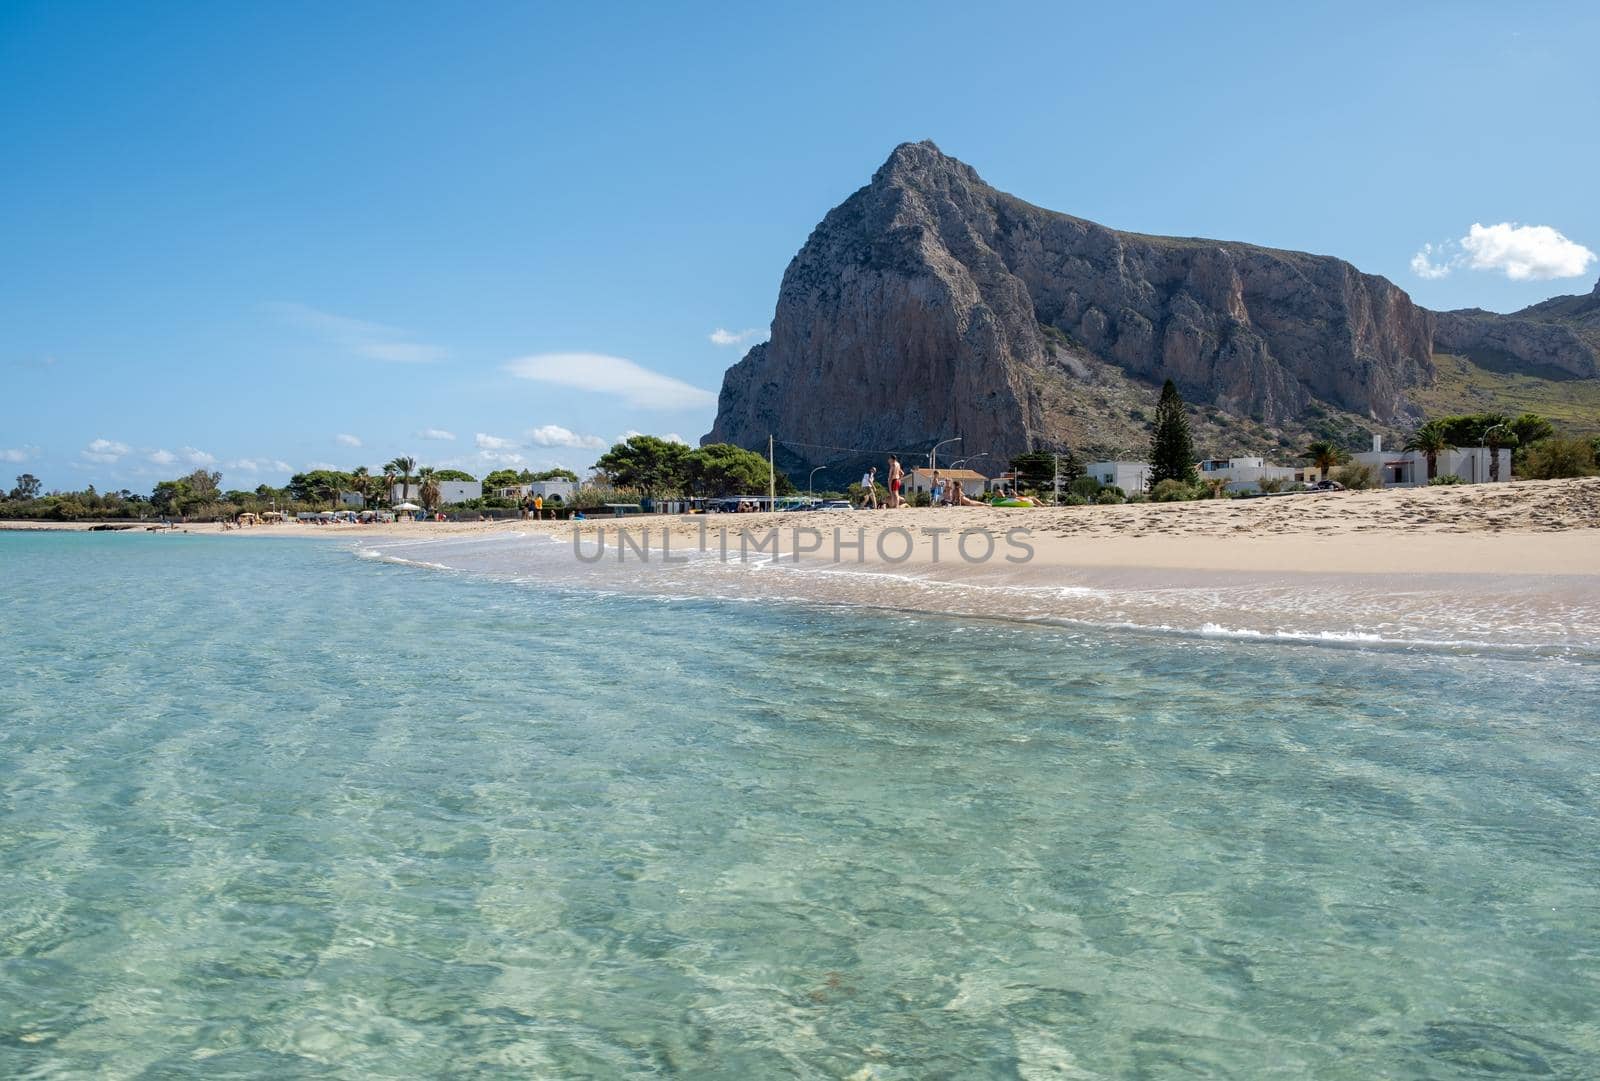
859 456 984 509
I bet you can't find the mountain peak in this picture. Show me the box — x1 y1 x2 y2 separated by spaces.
872 140 982 188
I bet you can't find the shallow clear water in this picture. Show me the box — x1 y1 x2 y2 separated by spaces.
2 532 1598 1078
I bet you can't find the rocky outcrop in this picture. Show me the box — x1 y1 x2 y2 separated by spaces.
1433 308 1597 379
705 142 1588 466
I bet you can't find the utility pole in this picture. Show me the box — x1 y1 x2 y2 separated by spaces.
768 434 775 512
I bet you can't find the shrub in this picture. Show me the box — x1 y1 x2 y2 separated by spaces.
1095 490 1124 505
1126 492 1149 504
1257 476 1287 494
1069 476 1101 500
1151 478 1193 502
1428 474 1463 486
1519 437 1598 479
1331 462 1378 490
1063 493 1089 506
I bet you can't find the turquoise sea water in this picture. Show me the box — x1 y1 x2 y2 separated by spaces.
2 532 1598 1079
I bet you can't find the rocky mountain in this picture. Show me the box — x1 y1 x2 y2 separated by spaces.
1434 277 1600 380
704 141 1600 471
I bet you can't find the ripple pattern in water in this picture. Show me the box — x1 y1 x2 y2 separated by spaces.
2 532 1598 1078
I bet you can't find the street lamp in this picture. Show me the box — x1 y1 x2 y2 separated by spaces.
1482 422 1510 482
929 437 962 473
808 465 825 500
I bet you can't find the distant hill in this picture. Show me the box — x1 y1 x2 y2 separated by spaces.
705 141 1600 477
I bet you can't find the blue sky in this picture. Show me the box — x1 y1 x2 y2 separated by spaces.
3 0 1596 491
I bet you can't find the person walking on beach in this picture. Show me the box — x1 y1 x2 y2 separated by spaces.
533 494 544 520
930 471 946 507
887 456 905 508
860 467 879 509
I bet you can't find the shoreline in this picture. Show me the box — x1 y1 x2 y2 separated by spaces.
9 477 1596 577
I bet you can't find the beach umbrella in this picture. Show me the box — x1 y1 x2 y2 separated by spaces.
396 502 421 511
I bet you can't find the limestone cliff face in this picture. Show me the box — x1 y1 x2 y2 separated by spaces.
705 142 1583 465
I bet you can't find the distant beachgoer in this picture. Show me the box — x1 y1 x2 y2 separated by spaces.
887 456 904 508
860 468 878 509
931 472 946 506
534 495 544 520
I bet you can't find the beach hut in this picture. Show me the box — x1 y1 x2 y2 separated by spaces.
395 501 421 521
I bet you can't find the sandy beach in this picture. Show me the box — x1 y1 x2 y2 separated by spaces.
13 477 1597 575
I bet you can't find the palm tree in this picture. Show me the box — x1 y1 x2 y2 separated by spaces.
1305 440 1347 481
1476 415 1515 482
314 475 342 509
417 467 440 512
1404 421 1454 481
386 456 416 504
351 466 371 507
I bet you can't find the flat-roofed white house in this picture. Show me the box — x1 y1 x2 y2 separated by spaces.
338 490 366 508
497 479 577 503
390 480 482 504
1351 435 1510 486
436 480 481 504
1084 460 1150 492
1196 457 1318 493
907 467 989 498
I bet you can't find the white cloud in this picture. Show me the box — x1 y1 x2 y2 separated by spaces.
475 432 520 451
82 438 130 463
1 445 39 463
709 327 765 347
1410 222 1596 282
504 353 716 410
304 461 340 472
526 424 606 449
416 427 457 441
1461 222 1595 281
181 446 217 467
273 302 448 364
335 433 362 448
148 449 178 466
228 458 293 474
1410 243 1453 280
614 430 687 445
473 450 525 466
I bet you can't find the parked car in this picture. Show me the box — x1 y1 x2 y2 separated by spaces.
1309 480 1345 492
816 500 854 511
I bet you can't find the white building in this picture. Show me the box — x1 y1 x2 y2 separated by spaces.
338 490 366 508
498 479 577 503
1197 457 1319 493
1083 460 1150 492
1351 435 1511 486
435 480 481 505
389 480 483 504
907 467 988 499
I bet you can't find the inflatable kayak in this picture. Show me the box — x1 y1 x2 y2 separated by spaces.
990 497 1037 507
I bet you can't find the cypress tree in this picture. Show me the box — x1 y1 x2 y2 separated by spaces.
1147 379 1199 487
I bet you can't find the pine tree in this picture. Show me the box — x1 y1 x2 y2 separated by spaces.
1147 379 1198 487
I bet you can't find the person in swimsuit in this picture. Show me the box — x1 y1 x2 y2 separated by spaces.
887 456 904 508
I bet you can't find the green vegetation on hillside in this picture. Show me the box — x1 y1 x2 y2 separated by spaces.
1414 354 1600 437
